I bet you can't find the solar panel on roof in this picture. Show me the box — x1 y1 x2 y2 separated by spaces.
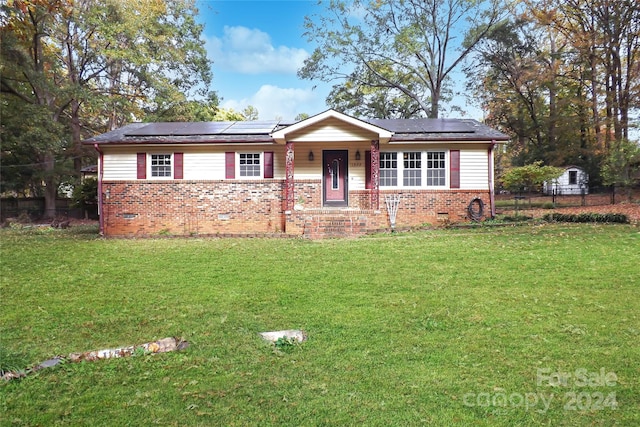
174 122 233 135
221 121 280 134
368 118 475 133
124 122 190 136
123 121 282 136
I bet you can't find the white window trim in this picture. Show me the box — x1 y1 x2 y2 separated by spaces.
425 151 447 188
237 152 263 179
380 150 449 189
379 152 398 187
401 151 423 188
148 153 173 180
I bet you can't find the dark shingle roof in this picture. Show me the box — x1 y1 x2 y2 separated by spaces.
83 116 508 145
366 118 509 141
83 122 276 145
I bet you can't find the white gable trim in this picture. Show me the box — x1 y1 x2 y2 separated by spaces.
271 109 393 144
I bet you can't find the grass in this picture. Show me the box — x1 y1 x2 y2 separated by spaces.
1 223 639 426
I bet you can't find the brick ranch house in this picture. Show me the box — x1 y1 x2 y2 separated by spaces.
84 109 509 238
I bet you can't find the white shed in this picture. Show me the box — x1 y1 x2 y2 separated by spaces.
543 166 589 195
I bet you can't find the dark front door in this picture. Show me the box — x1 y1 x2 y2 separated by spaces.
323 150 348 207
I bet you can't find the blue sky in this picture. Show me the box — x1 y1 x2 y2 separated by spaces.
196 0 325 120
196 0 482 121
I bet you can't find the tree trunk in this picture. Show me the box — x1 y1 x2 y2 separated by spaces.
43 152 57 219
71 100 83 175
547 29 557 155
589 46 601 147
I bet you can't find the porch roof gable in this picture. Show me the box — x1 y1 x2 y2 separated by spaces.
270 109 394 144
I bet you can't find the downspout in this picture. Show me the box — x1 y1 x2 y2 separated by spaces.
94 144 105 236
488 140 496 219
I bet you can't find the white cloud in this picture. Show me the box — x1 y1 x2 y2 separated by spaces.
222 84 325 120
206 26 309 74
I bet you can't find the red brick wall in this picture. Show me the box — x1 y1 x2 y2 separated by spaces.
101 180 490 237
379 189 491 226
102 180 284 237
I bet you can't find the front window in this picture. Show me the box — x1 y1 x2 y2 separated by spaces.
239 153 260 177
568 170 577 185
151 154 171 177
380 152 397 187
403 152 421 186
426 152 446 186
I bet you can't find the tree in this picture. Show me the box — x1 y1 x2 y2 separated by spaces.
144 92 220 122
529 0 640 147
601 139 640 201
242 105 259 121
1 0 213 217
71 177 97 219
0 99 72 202
325 65 424 118
472 0 640 183
1 0 74 215
299 0 507 118
213 107 246 121
501 161 564 194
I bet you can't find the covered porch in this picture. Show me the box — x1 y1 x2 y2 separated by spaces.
271 110 393 236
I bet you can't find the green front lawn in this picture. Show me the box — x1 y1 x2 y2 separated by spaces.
1 224 638 426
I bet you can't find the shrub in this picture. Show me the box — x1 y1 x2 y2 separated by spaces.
543 213 628 223
501 215 533 222
71 178 97 210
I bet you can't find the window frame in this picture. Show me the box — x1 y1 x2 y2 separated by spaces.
402 151 422 187
149 153 173 179
379 152 398 187
379 150 448 188
237 152 262 178
425 151 446 187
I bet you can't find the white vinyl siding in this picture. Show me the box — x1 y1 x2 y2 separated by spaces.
103 153 138 180
287 117 379 142
183 152 225 180
102 148 280 181
459 149 489 189
100 144 491 190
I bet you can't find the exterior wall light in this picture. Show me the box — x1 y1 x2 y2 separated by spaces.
308 151 314 161
355 150 361 161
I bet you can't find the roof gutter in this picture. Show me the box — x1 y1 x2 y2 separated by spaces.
93 144 105 236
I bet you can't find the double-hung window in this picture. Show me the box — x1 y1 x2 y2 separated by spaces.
380 152 398 187
403 152 421 186
426 151 446 186
239 153 261 177
151 154 172 177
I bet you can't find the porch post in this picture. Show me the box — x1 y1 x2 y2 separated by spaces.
285 141 295 212
370 139 380 210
